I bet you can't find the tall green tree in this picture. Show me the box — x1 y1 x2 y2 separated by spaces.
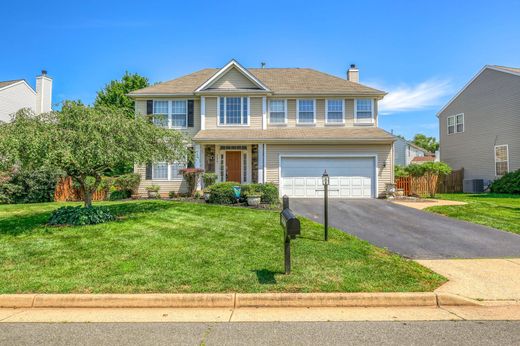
411 134 439 153
94 72 149 116
0 104 187 207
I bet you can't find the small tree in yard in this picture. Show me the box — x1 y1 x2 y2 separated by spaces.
181 168 204 197
405 162 451 197
421 162 451 197
0 104 187 209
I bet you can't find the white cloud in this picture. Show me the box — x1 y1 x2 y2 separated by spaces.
376 79 452 114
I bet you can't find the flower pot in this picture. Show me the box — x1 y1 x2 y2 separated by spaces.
247 196 261 206
147 191 159 199
204 192 211 202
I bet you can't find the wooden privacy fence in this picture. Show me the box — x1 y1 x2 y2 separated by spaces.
396 168 464 196
54 176 107 202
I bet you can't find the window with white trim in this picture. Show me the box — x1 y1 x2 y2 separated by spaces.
152 162 186 180
153 100 187 129
152 162 168 180
171 100 187 128
355 99 374 124
218 97 249 125
447 113 464 134
297 99 315 124
326 99 344 123
269 99 287 124
153 101 169 128
495 145 509 176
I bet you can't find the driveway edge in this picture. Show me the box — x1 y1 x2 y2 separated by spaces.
0 292 479 308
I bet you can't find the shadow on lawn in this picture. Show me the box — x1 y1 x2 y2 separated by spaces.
254 269 283 285
0 201 176 236
104 201 175 217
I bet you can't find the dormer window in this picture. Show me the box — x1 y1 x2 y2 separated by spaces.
218 97 249 125
354 99 374 124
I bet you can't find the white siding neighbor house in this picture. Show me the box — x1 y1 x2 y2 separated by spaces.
0 70 53 122
393 137 429 166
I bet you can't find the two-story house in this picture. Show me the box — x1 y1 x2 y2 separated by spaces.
438 65 520 186
393 137 430 166
0 70 53 122
129 60 395 199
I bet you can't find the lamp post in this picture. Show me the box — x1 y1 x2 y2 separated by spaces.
322 170 330 241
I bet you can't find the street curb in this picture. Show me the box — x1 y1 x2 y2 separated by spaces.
0 293 480 309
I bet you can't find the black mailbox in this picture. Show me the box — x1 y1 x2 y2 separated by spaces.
280 208 301 239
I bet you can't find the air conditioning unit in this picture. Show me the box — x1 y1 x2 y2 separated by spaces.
463 179 484 193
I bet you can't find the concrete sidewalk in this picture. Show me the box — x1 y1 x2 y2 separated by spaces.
417 258 520 301
0 305 519 322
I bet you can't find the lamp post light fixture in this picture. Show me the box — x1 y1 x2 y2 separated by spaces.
322 170 329 241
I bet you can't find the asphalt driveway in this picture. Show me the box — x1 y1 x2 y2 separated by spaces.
290 199 520 259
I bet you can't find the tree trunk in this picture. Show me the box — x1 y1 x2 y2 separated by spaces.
84 190 93 208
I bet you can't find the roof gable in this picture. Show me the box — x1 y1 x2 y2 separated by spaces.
196 60 270 92
437 65 520 116
0 79 35 94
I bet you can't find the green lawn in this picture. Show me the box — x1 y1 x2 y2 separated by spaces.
427 193 520 235
0 200 445 294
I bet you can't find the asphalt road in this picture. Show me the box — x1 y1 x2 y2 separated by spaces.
291 199 520 259
1 321 519 345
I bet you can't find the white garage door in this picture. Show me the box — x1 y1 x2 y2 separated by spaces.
280 156 375 198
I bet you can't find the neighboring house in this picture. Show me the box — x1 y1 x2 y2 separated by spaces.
0 70 53 122
437 65 520 185
129 60 395 199
410 155 435 164
393 137 429 166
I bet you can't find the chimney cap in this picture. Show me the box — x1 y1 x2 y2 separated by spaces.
41 70 47 76
349 64 357 69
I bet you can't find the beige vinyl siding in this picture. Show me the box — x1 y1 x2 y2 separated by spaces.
205 96 263 129
265 144 393 197
267 98 374 128
134 98 201 137
439 68 520 181
134 164 188 197
209 67 259 90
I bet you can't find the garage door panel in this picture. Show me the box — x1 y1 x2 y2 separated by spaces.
280 156 375 198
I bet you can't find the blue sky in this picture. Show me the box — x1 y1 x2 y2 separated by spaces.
2 0 519 139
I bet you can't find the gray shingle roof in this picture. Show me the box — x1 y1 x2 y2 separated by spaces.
129 68 385 96
0 80 23 89
193 127 395 143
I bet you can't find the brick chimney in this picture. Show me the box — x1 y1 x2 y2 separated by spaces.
347 64 359 83
35 70 53 114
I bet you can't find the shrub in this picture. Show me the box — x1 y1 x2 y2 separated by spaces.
0 166 61 204
180 168 204 196
490 169 520 194
168 191 177 199
208 182 240 204
48 206 115 226
0 183 23 204
394 165 409 179
202 172 217 188
146 185 160 192
113 173 141 194
242 183 279 204
109 189 131 201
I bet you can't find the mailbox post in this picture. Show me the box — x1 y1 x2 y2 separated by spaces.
322 170 330 241
280 198 301 274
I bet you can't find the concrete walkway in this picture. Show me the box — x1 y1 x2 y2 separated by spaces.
0 305 519 322
417 258 520 301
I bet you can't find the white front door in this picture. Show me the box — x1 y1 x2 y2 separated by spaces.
280 156 375 198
